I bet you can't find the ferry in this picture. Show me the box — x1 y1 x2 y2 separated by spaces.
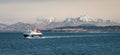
24 29 42 39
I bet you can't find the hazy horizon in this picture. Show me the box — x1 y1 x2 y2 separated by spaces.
0 0 120 24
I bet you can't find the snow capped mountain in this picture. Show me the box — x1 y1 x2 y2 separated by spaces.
37 17 57 23
48 17 57 23
63 15 118 26
77 15 94 22
64 15 104 23
36 15 116 27
35 15 119 29
0 15 119 32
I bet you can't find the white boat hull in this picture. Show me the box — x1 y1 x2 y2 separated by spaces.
24 29 42 39
24 33 42 39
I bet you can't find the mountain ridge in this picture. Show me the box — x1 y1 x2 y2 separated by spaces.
0 15 120 32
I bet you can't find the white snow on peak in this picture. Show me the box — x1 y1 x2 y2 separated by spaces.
78 15 95 22
36 17 57 23
47 17 56 23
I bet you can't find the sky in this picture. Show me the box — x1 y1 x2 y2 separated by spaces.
0 0 120 24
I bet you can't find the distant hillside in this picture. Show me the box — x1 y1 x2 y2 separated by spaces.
0 22 48 32
47 26 120 33
0 23 7 29
0 22 35 32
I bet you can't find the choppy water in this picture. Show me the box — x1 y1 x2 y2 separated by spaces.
0 32 120 55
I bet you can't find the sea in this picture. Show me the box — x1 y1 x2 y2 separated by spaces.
0 32 120 55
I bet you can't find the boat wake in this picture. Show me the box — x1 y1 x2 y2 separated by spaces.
26 34 114 39
41 36 65 39
26 36 75 39
40 35 86 39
